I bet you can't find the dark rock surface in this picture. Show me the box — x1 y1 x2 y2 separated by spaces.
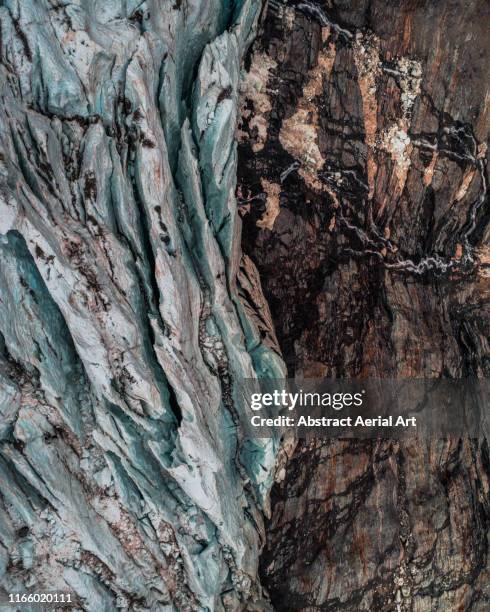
237 1 489 609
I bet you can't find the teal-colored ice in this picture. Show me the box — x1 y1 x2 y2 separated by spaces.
0 1 285 609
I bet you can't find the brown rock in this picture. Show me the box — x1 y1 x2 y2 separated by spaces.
237 1 490 609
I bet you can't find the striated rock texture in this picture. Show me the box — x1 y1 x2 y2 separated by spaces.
237 0 490 610
0 1 286 609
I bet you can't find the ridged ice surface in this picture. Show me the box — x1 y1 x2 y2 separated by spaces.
0 1 285 609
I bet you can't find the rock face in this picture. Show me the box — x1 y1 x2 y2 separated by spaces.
0 0 488 609
237 0 489 610
0 1 286 609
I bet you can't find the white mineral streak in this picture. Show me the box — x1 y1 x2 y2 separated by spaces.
0 0 285 609
353 31 423 204
377 56 423 201
353 31 380 200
